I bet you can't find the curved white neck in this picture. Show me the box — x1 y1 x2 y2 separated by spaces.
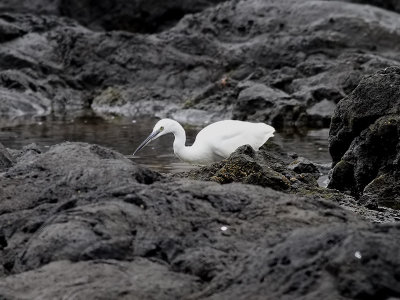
172 122 186 152
170 122 196 163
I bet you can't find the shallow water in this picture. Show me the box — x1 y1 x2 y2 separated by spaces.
0 115 331 173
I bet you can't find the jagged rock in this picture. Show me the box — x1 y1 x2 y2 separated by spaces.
0 142 400 299
197 223 400 300
232 82 308 129
328 67 400 208
332 0 400 13
178 0 400 127
360 172 400 210
1 0 400 296
288 157 320 176
1 0 400 128
0 18 26 42
0 0 226 33
179 144 322 192
0 143 13 171
329 67 400 165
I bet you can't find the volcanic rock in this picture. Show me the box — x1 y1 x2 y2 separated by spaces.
1 0 400 128
0 142 400 299
179 144 328 192
334 0 400 13
328 67 400 208
288 157 320 176
0 143 13 171
0 0 226 33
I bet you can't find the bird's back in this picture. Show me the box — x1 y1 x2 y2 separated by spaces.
192 120 275 159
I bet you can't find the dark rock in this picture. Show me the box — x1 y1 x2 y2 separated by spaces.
0 0 61 15
0 259 201 299
288 157 320 176
61 0 227 33
1 0 400 128
0 142 400 299
0 143 13 171
197 223 400 300
232 83 307 129
180 144 323 192
0 18 26 42
329 67 400 208
329 67 400 165
360 172 400 210
178 0 400 127
0 0 226 33
331 0 400 13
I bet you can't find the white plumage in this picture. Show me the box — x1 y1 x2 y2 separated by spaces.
133 118 275 165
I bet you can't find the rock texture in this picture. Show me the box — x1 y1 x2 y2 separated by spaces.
178 144 321 193
1 142 400 299
1 0 400 298
1 0 400 128
0 0 226 33
336 0 400 13
0 143 13 171
328 67 400 208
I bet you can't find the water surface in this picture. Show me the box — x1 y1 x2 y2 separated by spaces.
0 116 331 173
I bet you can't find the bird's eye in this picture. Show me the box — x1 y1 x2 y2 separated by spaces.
160 126 164 131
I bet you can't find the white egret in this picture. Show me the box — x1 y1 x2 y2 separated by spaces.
133 118 275 165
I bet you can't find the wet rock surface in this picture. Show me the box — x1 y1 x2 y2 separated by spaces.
329 67 400 208
1 0 400 128
0 143 13 171
1 0 400 298
1 142 400 299
178 144 321 192
0 0 226 33
334 0 400 13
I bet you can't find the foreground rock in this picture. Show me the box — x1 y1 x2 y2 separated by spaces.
1 142 400 299
1 0 400 128
329 67 400 209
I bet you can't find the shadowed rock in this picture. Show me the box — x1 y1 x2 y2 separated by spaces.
288 157 320 177
329 67 400 208
331 0 400 13
0 143 13 171
0 142 400 299
0 0 226 33
179 144 324 192
1 0 400 128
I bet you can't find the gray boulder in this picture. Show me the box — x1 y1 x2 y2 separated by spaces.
0 142 400 299
328 67 400 208
1 0 400 128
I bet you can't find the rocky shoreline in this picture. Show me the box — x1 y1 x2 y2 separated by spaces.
0 0 400 127
0 66 400 296
0 134 399 298
1 0 400 299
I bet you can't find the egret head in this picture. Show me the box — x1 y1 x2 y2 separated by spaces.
133 118 177 155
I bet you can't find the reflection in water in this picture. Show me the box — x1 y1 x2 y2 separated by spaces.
0 116 331 173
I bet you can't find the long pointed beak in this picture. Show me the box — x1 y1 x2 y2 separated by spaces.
133 130 161 155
